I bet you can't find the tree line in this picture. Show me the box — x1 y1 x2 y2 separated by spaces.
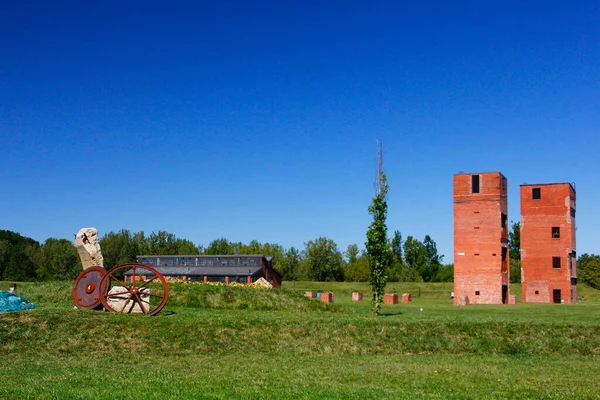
2 226 597 287
0 228 452 283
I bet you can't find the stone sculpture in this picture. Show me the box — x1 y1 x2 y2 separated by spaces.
74 227 104 270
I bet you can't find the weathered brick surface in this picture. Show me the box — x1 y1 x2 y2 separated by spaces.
454 295 469 306
384 293 398 304
320 292 334 303
521 183 577 303
454 172 509 305
352 292 363 301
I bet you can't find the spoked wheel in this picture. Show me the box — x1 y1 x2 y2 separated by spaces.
72 266 107 310
99 264 169 316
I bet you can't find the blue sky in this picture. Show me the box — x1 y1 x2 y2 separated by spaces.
1 1 598 263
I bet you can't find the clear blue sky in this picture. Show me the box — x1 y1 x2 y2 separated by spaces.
1 1 598 263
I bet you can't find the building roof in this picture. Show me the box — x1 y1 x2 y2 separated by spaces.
454 171 505 176
519 182 576 190
137 254 269 258
125 265 263 277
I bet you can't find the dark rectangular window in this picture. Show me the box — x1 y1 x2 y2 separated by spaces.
552 227 560 239
501 213 507 228
532 188 541 200
553 256 561 269
501 247 507 261
475 291 480 296
472 175 480 194
570 208 576 218
553 289 561 304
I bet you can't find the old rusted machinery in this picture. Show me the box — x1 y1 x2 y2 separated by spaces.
71 263 169 316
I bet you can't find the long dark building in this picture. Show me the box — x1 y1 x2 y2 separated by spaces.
133 254 282 288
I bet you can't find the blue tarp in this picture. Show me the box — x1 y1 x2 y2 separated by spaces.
0 291 35 313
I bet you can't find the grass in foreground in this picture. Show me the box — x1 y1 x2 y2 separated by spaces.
1 281 600 399
3 353 600 399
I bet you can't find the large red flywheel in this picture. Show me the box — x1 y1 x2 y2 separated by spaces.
99 264 169 316
72 264 169 316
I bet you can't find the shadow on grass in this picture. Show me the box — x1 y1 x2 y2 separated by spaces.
379 310 404 317
158 310 177 317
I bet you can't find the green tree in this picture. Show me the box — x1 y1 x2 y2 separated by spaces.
422 235 443 282
390 231 403 266
402 235 443 282
403 236 427 280
578 253 600 271
300 237 344 281
344 253 370 282
176 238 200 255
201 238 285 272
581 260 600 290
0 230 40 281
508 222 521 283
0 239 12 279
436 263 454 282
132 231 150 256
204 237 233 255
509 260 521 284
345 244 360 265
3 249 38 281
258 242 286 272
100 230 138 269
509 222 521 261
37 238 80 280
366 170 390 315
280 246 301 280
245 240 262 254
387 231 403 282
396 265 423 282
101 230 199 266
579 254 600 289
147 231 179 255
344 245 370 282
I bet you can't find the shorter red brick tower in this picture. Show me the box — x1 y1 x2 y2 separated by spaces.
521 183 577 303
454 172 509 304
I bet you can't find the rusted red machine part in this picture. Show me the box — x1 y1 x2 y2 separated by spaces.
99 264 169 316
72 266 107 310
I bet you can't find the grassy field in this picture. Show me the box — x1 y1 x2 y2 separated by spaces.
1 280 600 399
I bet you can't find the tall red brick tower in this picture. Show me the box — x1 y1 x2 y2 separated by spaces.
520 183 576 303
454 172 509 304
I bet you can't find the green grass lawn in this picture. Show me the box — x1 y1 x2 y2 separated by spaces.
1 280 600 399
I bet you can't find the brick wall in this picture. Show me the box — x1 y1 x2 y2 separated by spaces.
521 183 576 303
454 172 509 304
